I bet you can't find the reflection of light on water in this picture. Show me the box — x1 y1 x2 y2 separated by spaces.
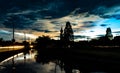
1 49 108 73
42 62 56 72
15 50 37 61
72 69 106 73
15 53 35 61
90 72 106 73
0 45 33 49
0 53 23 65
0 46 24 52
30 45 33 48
38 62 65 73
72 69 80 73
0 46 24 49
0 50 66 73
0 49 37 65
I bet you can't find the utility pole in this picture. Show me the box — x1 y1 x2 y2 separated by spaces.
24 32 26 42
24 32 26 63
12 23 15 69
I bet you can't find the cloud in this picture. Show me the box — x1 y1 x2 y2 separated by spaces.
0 30 12 40
92 5 120 20
90 30 94 32
0 30 11 35
81 21 96 28
74 35 89 39
3 15 35 30
0 29 38 41
7 10 42 16
1 0 120 41
27 11 102 40
113 31 120 33
96 34 105 37
32 28 56 33
100 24 108 27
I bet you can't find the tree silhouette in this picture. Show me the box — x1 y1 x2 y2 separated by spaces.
34 35 51 50
0 38 3 46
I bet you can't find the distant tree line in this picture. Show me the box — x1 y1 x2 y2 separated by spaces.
0 38 29 46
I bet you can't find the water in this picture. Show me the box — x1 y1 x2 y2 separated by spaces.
0 49 111 73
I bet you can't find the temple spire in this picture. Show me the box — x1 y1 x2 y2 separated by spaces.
60 24 64 40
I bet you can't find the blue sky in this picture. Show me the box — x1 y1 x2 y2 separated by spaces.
0 0 120 41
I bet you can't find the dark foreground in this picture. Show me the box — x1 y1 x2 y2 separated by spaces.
0 50 65 73
36 46 120 73
1 46 120 73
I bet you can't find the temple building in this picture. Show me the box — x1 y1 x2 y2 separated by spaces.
60 21 74 48
105 27 113 40
60 21 74 42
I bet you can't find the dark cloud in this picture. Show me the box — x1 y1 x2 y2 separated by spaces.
100 24 108 27
96 34 105 37
102 14 120 19
82 24 96 28
0 0 120 41
32 28 43 32
3 15 34 29
1 0 120 14
82 21 96 28
90 0 120 14
113 31 120 33
32 28 56 33
72 23 78 26
90 30 94 32
83 21 94 24
50 21 61 24
44 30 54 33
111 14 120 19
0 0 120 25
102 15 111 18
74 35 89 39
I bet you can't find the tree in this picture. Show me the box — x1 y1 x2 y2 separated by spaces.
34 35 51 50
0 38 3 46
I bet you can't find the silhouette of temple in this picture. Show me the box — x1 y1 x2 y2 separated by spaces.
60 21 74 48
60 26 64 41
60 21 74 41
105 27 113 40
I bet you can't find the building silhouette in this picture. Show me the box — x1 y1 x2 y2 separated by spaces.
105 27 113 40
60 26 64 41
60 21 74 48
64 21 74 42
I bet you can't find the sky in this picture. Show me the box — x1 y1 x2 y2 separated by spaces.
0 0 120 42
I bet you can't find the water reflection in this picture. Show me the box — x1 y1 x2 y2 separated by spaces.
0 49 66 73
0 49 110 73
35 50 108 73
